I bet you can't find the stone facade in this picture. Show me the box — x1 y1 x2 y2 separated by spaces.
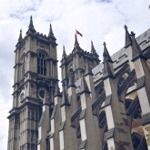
7 17 150 150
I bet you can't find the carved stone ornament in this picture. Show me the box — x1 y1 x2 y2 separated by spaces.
38 88 46 100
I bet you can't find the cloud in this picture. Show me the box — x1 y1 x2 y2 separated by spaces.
0 0 150 149
96 0 112 3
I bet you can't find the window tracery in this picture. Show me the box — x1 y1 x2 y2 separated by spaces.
37 52 47 76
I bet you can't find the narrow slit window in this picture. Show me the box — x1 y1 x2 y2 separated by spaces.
37 52 47 76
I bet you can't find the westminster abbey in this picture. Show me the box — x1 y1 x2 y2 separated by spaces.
7 16 150 150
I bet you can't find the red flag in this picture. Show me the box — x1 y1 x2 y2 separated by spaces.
76 30 83 37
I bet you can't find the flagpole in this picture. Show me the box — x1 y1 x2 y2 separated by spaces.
75 29 83 37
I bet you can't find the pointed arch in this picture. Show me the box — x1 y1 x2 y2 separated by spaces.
131 132 148 150
20 52 26 79
37 51 47 76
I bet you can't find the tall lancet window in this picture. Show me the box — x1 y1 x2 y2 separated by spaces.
37 52 47 76
20 53 25 80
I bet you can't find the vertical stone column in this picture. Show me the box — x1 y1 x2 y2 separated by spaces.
37 92 50 150
7 114 19 150
49 86 61 150
103 79 116 150
102 42 133 150
58 87 78 150
84 65 96 101
58 90 66 150
103 77 134 150
79 75 102 150
130 31 150 149
133 59 150 149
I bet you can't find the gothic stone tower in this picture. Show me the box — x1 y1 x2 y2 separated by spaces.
7 17 58 150
61 35 100 88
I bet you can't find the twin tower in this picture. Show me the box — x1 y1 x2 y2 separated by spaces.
7 17 150 150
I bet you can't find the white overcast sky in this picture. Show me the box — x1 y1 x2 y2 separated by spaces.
0 0 150 149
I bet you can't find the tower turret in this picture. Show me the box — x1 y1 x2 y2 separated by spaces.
103 42 114 79
61 35 100 82
16 29 23 48
48 23 56 41
91 41 98 56
7 17 58 150
18 29 23 42
131 31 145 61
74 34 80 49
27 16 36 33
62 45 67 59
124 25 132 48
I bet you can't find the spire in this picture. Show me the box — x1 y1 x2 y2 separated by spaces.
62 45 67 58
61 89 70 107
124 25 132 48
91 41 98 55
103 42 114 79
54 84 61 97
68 68 76 87
28 16 36 32
80 73 90 95
49 24 54 36
18 29 23 42
16 29 23 48
103 42 113 63
130 31 145 61
48 23 56 40
74 34 80 48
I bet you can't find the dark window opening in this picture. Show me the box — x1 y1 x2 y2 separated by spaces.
126 98 142 119
46 137 50 150
77 94 81 107
37 53 47 76
99 111 107 128
131 133 148 150
76 124 81 138
133 106 142 119
103 142 108 150
125 99 132 110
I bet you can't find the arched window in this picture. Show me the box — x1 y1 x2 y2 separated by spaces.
37 52 47 76
131 132 148 150
20 52 25 79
